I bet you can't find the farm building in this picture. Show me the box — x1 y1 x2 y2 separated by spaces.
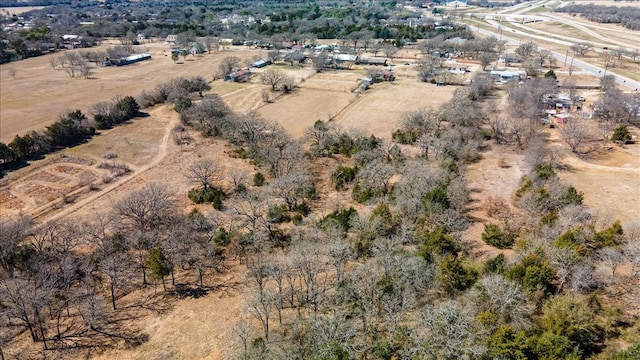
358 57 388 66
499 54 521 64
333 54 358 62
225 69 252 82
251 59 271 68
490 70 523 81
448 66 469 75
115 53 152 66
165 34 178 45
284 52 308 64
553 113 571 124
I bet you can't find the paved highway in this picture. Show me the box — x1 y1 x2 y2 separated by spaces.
474 26 640 91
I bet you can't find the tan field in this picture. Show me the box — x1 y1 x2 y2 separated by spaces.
0 43 260 143
0 6 45 15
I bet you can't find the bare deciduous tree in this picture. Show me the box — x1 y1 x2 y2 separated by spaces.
570 42 593 57
260 68 288 91
187 159 218 192
114 183 175 231
218 55 241 78
559 119 592 153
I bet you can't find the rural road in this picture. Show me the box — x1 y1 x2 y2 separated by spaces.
460 0 640 91
475 27 640 91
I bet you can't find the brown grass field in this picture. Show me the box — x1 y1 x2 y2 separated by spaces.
0 6 45 15
2 39 640 360
0 44 260 143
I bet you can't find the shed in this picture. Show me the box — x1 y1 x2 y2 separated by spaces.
251 59 271 68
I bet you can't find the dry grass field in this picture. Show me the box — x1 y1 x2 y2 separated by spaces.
0 44 259 143
0 6 45 15
334 77 458 139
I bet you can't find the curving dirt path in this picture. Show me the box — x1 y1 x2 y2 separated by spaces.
41 105 179 222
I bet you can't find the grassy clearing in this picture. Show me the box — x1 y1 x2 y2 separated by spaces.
65 108 171 168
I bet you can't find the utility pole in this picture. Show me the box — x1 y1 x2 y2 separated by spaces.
564 48 569 66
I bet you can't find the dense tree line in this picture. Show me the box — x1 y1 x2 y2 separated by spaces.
0 76 208 178
555 4 640 30
1 0 475 64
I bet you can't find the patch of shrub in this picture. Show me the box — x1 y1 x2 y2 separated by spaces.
235 183 247 194
611 343 640 360
187 186 226 209
212 227 231 246
234 147 249 159
506 250 556 293
561 186 584 206
484 253 506 274
292 213 303 225
293 201 311 216
417 227 459 261
331 165 358 190
320 207 357 231
534 164 555 180
253 172 265 186
352 183 380 203
391 129 419 144
611 126 632 144
423 184 450 209
268 204 292 223
482 223 516 249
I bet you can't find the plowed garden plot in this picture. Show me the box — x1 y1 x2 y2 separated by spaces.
0 157 101 218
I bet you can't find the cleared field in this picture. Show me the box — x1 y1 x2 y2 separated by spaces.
259 88 357 137
0 106 174 219
257 71 362 137
0 6 45 15
334 77 458 139
0 44 260 143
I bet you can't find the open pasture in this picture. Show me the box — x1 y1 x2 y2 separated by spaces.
0 44 259 143
334 77 458 139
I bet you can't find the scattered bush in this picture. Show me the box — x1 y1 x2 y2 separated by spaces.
484 253 506 274
534 164 555 180
268 204 291 223
212 228 231 246
611 126 632 144
417 227 459 261
506 250 556 293
320 207 357 231
253 172 265 186
482 223 516 249
331 165 358 190
187 186 226 209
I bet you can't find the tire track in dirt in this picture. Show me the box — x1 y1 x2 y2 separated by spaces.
40 105 179 222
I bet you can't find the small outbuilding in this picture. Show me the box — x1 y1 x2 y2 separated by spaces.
251 59 271 68
225 68 252 82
